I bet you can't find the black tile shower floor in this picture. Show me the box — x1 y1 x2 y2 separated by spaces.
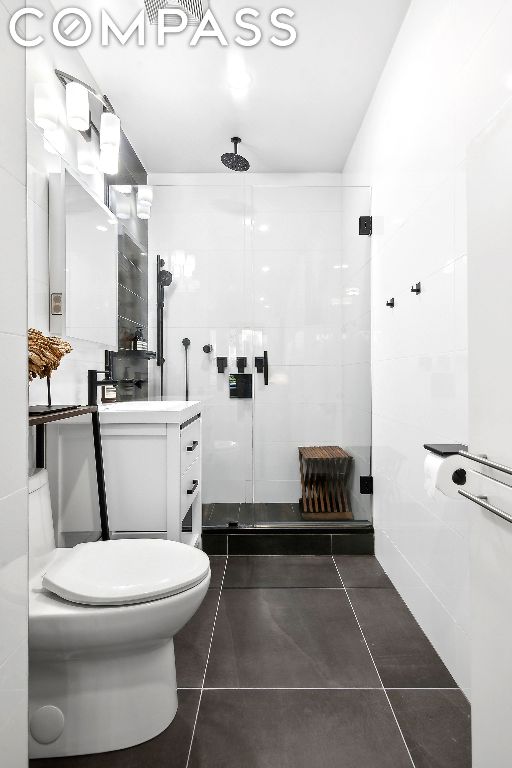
30 556 471 768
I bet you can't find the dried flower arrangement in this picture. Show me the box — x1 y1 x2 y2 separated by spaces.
28 329 72 405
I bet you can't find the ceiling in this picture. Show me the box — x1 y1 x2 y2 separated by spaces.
60 0 411 173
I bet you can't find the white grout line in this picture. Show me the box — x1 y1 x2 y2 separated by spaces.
185 554 229 768
331 556 417 768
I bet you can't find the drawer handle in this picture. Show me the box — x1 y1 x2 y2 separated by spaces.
186 440 199 452
187 480 199 495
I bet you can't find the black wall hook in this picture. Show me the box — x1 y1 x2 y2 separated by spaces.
411 282 421 295
386 298 395 308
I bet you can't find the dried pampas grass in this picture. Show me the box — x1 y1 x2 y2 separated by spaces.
28 328 72 382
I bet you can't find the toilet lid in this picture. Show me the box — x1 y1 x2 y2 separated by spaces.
42 540 210 606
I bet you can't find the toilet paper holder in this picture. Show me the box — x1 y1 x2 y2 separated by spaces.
424 442 512 525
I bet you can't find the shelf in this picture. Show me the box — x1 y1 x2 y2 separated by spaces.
115 349 156 360
29 405 97 428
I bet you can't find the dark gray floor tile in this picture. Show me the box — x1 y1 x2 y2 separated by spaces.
174 589 219 688
208 556 226 588
334 555 393 588
228 533 332 555
224 556 341 589
348 588 457 688
29 690 199 768
388 689 471 768
188 690 412 768
205 588 379 688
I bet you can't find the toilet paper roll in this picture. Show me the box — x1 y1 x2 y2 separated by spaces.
424 452 471 500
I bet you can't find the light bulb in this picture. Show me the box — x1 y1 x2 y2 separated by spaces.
34 83 58 131
136 199 152 220
137 185 153 204
100 144 119 175
66 82 90 131
115 195 131 220
76 135 98 175
100 112 121 150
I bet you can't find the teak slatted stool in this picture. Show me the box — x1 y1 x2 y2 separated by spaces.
298 446 353 520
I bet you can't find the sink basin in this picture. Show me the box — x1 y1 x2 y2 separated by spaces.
99 400 201 424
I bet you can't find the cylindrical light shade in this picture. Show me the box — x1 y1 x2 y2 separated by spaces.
34 83 58 131
76 135 98 175
136 200 152 220
100 144 119 175
115 195 131 220
66 82 90 132
137 185 153 204
100 112 121 150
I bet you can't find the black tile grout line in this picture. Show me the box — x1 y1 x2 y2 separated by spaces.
331 555 417 768
185 550 229 768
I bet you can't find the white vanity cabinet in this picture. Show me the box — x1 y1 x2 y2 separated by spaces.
99 401 202 547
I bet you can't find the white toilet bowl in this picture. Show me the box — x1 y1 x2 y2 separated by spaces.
28 469 210 759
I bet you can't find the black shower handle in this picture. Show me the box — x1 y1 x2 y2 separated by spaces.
263 350 269 385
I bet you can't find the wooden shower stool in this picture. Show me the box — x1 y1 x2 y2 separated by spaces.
299 446 353 520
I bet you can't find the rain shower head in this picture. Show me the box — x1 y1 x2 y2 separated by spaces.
221 137 250 172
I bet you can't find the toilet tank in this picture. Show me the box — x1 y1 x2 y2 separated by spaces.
29 469 56 578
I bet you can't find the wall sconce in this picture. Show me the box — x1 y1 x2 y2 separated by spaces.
54 69 122 177
65 82 90 131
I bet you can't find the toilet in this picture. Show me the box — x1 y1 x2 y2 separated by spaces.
28 469 210 759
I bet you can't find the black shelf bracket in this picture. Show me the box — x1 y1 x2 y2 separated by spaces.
411 282 421 295
386 298 395 308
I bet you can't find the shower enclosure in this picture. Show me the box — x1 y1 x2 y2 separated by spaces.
149 180 372 529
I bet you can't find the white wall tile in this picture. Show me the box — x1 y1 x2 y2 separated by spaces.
343 0 484 692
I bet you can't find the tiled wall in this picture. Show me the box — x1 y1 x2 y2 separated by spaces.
0 1 28 763
148 174 372 513
344 0 512 696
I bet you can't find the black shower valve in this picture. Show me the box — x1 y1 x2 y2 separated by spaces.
216 357 228 374
236 357 247 373
386 298 395 308
203 344 213 354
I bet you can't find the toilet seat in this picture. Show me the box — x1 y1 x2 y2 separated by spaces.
42 539 210 606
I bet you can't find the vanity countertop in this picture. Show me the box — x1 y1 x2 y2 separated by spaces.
98 400 200 425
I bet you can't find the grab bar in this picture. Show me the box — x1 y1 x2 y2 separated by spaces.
458 490 512 525
458 450 512 478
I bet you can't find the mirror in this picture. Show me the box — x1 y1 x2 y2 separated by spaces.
50 169 118 348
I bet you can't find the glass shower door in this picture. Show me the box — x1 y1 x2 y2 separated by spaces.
250 185 373 526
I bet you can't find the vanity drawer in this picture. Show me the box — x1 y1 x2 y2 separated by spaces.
180 418 201 475
180 459 200 521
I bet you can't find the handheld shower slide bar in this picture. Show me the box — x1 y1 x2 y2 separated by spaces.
156 256 172 398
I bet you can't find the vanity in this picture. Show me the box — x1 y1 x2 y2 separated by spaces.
99 401 202 546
